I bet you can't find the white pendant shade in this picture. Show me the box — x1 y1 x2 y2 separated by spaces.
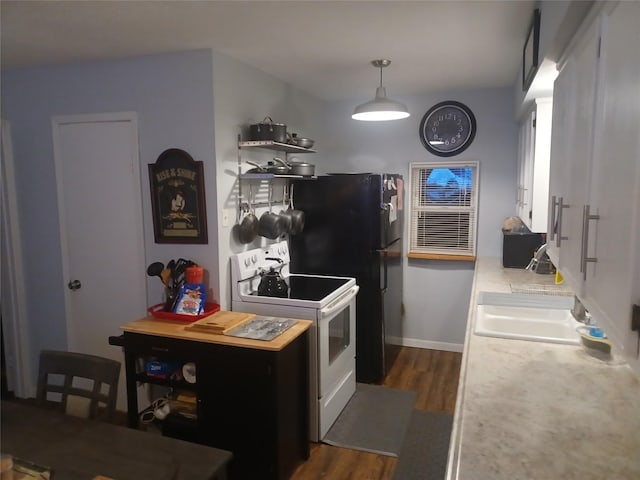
352 87 410 121
352 60 410 122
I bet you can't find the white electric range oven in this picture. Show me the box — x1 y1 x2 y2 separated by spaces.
230 241 358 441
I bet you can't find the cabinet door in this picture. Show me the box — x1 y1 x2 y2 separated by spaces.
529 98 552 233
516 110 535 225
555 16 601 294
581 0 640 359
547 57 575 265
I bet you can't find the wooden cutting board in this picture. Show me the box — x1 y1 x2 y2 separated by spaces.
184 310 256 335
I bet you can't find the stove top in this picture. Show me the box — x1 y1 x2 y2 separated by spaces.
250 274 351 301
231 241 357 309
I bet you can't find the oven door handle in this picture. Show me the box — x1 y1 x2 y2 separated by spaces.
320 286 359 319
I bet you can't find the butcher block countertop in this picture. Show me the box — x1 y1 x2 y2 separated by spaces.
121 311 311 352
447 258 640 480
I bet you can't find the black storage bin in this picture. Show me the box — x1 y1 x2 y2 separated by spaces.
502 232 544 268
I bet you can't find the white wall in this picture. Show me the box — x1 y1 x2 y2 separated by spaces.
322 87 518 348
210 51 326 309
1 50 218 383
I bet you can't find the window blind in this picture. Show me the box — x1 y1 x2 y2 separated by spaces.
409 161 479 256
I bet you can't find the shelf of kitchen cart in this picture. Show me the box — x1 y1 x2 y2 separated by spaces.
238 140 316 154
134 373 198 391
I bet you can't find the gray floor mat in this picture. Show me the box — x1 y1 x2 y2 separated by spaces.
322 383 417 457
392 410 453 480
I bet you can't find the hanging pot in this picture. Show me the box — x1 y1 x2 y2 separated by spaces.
278 185 294 234
258 183 286 239
249 116 287 143
287 184 305 235
237 186 259 244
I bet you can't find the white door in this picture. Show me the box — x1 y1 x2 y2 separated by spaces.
52 112 147 410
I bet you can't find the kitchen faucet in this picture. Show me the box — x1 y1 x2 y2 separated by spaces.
525 243 549 271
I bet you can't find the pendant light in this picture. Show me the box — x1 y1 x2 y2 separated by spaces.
352 59 410 121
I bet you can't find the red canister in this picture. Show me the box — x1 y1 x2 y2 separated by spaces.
185 265 204 284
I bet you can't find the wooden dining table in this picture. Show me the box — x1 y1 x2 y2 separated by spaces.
1 401 232 480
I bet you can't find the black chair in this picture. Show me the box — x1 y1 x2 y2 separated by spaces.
36 350 121 422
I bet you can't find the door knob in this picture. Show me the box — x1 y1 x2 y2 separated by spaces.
68 280 82 291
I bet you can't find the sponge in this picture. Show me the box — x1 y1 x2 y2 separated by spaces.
579 330 612 355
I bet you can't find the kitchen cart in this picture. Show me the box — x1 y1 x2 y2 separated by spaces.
110 315 311 480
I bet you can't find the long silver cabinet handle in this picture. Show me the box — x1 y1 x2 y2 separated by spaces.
556 197 570 247
581 204 600 280
548 195 558 242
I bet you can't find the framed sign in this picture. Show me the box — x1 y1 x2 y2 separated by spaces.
522 9 540 92
149 148 208 244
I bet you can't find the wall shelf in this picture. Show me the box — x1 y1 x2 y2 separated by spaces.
238 140 316 154
236 134 317 222
239 173 316 180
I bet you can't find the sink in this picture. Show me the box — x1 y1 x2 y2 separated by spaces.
475 292 581 345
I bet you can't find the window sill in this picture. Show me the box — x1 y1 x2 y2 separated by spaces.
407 252 476 262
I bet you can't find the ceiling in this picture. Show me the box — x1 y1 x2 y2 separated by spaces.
1 1 536 101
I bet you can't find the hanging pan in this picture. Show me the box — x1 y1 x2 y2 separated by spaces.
238 185 259 244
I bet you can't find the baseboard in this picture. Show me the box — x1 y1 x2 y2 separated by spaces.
387 336 463 353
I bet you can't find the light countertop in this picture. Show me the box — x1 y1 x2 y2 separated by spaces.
447 257 640 480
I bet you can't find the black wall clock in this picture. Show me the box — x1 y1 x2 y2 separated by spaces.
419 101 476 157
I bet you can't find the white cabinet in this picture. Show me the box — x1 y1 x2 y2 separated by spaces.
548 1 640 367
548 14 600 295
516 98 553 233
580 0 640 361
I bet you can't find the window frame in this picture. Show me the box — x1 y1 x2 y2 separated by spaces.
407 161 479 261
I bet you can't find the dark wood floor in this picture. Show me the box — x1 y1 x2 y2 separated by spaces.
291 346 463 480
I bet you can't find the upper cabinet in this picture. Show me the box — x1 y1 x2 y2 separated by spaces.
547 1 640 368
516 97 553 232
547 12 600 293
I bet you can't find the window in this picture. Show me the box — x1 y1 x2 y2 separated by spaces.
408 161 479 260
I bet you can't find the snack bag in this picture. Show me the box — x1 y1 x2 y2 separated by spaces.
173 283 206 315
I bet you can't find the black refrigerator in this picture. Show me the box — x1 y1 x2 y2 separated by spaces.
290 173 404 383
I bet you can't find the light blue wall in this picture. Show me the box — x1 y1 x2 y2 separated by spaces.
210 51 326 309
323 87 518 348
2 45 518 390
1 50 218 383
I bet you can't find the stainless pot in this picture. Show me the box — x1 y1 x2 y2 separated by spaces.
286 158 315 177
246 160 290 175
288 133 315 149
294 137 314 148
249 116 287 143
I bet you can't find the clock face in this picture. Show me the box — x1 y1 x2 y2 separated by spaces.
419 101 476 157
